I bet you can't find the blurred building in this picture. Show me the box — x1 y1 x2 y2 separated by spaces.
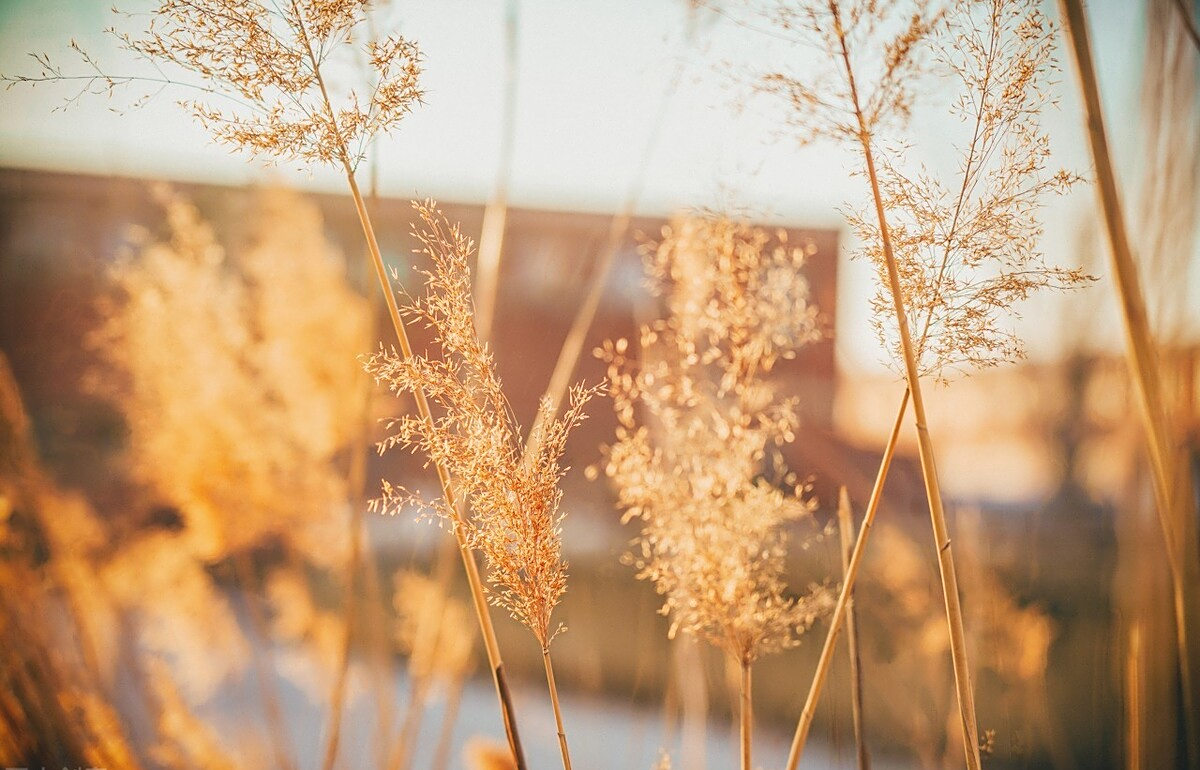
0 166 860 539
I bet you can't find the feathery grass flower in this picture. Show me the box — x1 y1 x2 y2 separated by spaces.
366 201 602 651
600 214 830 665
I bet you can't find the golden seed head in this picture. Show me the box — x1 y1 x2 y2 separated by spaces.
366 201 602 648
601 213 831 663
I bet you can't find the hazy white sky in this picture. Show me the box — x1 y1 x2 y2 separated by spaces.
0 0 1190 375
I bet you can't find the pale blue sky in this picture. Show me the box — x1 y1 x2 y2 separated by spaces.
0 0 1187 374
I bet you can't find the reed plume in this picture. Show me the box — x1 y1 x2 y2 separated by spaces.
96 185 369 565
848 0 1089 382
1 362 140 769
366 201 601 770
754 4 980 763
734 1 1092 764
1 351 247 770
738 0 1091 765
92 184 373 768
600 213 831 770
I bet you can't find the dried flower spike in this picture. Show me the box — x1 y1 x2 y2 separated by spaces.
848 0 1093 382
600 213 831 770
603 213 827 663
366 201 600 770
740 2 1088 767
367 201 601 650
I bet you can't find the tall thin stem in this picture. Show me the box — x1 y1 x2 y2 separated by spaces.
828 5 982 766
524 52 686 451
856 110 982 770
1173 0 1200 51
343 163 527 770
739 657 753 770
1057 2 1199 764
785 6 1013 758
786 388 908 769
362 165 400 769
473 0 519 346
838 487 871 770
319 501 362 770
542 649 573 770
289 5 527 765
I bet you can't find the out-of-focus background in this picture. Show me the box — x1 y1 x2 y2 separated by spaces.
1 0 1198 768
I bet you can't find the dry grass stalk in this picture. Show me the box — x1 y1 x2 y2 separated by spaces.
837 487 870 770
1056 0 1200 760
1174 0 1200 50
366 202 600 770
322 42 401 769
473 0 520 347
759 3 978 764
739 656 753 770
1127 622 1142 770
600 213 831 770
1137 0 1199 341
524 43 690 453
745 1 1089 764
787 387 907 763
6 3 534 762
